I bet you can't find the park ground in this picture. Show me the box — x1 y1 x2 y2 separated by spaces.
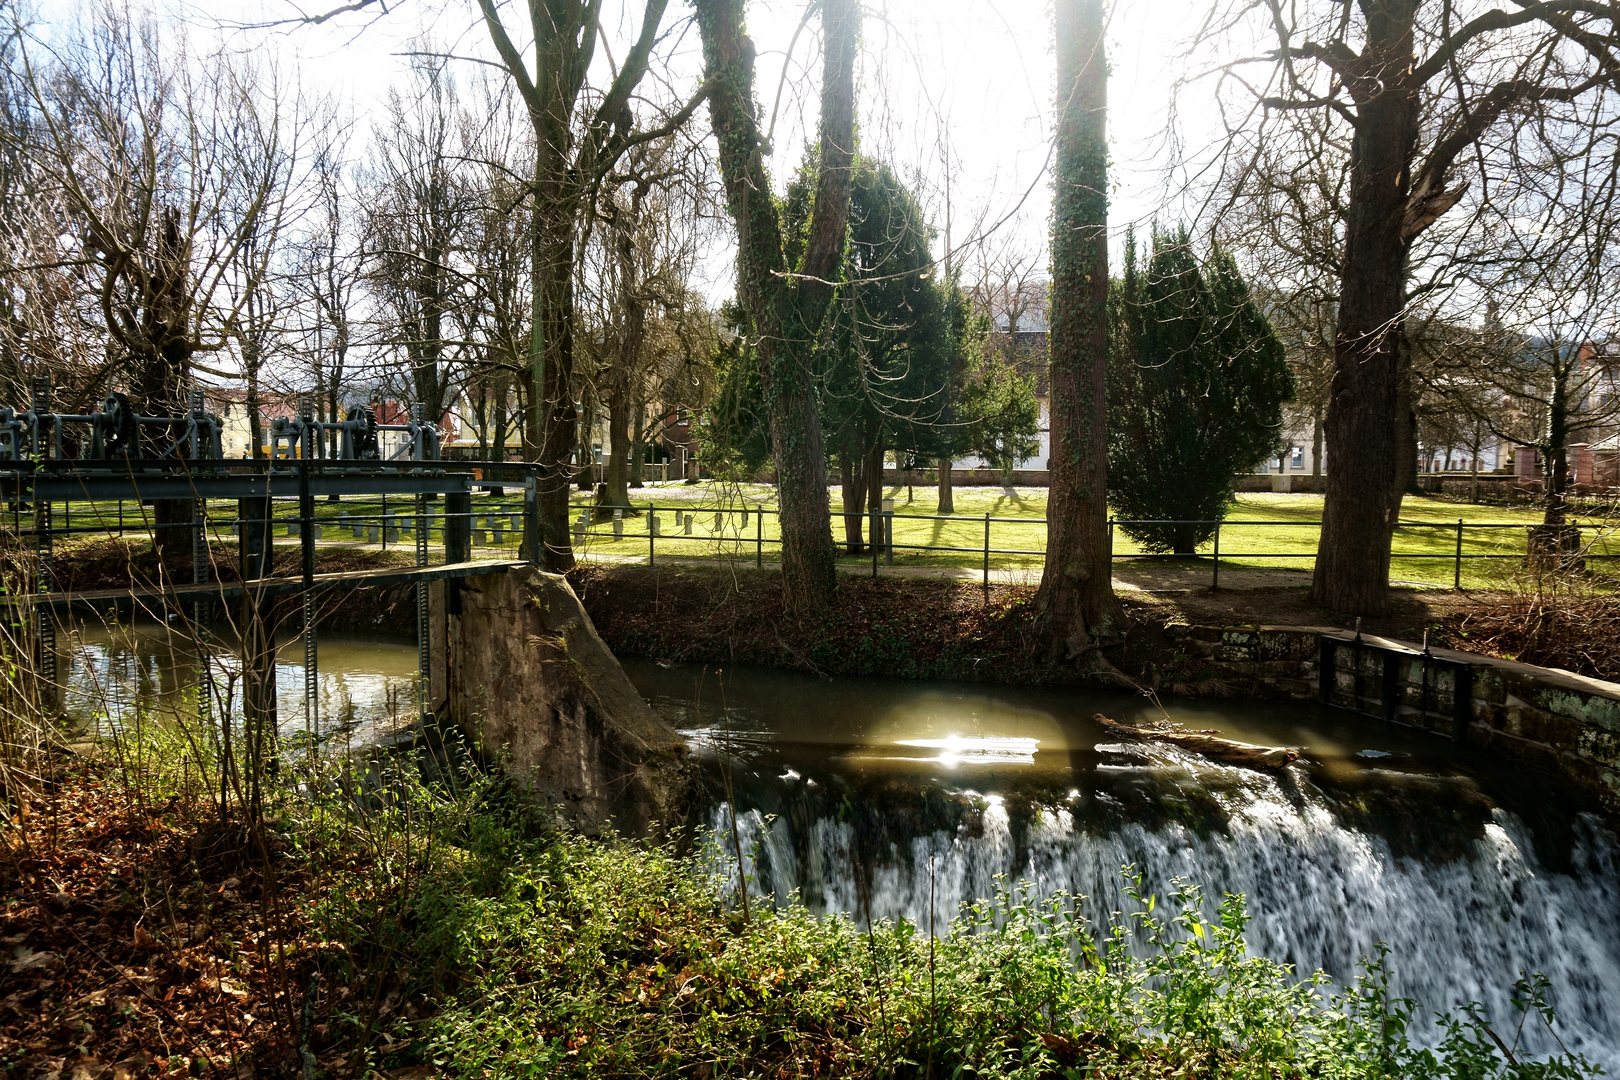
8 492 1617 1077
39 482 1620 683
48 482 1618 594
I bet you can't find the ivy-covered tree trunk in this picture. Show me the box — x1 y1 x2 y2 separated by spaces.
1035 0 1125 659
695 0 858 612
529 134 581 569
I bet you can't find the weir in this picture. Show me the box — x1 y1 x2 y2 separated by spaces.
624 658 1620 1071
12 379 1620 1071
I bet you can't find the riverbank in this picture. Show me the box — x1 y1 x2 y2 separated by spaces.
569 563 1620 686
4 758 1602 1079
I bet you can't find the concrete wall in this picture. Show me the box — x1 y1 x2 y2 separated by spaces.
1162 622 1620 815
430 568 696 836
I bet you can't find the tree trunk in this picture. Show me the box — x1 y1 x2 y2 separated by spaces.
1394 335 1419 496
937 455 954 513
579 395 596 491
142 338 194 584
1544 373 1569 527
694 0 857 612
246 367 264 461
865 432 884 555
1309 2 1419 618
839 449 866 554
605 387 633 509
604 193 649 511
489 380 507 496
1034 0 1126 659
1469 421 1482 503
530 180 579 571
630 399 644 488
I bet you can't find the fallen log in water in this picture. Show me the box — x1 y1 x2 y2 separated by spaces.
1092 713 1302 770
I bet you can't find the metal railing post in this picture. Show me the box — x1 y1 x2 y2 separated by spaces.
756 508 763 569
871 504 879 578
298 447 318 749
1454 518 1464 589
983 512 991 603
1212 521 1221 590
649 502 656 566
884 498 894 566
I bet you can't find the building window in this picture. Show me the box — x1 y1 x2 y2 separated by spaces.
1290 447 1303 470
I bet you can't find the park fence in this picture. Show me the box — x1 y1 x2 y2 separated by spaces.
570 500 1620 595
17 492 1616 596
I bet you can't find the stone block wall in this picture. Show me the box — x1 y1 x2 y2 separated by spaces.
1163 622 1620 815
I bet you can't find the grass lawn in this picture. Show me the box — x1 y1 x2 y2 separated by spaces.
41 482 1620 590
564 484 1620 591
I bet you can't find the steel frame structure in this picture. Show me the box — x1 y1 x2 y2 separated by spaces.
2 380 537 751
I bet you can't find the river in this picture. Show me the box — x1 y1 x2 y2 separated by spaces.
61 619 419 743
622 657 1620 1070
58 625 1620 1067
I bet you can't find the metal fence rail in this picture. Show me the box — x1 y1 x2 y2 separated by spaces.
566 501 1620 595
16 492 1615 595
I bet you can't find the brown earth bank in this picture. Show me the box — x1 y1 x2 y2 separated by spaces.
568 563 1620 688
32 541 1620 684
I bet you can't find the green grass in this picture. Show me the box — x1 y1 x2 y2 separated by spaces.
566 485 1620 591
40 484 1620 590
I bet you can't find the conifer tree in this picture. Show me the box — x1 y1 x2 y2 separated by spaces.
1106 228 1294 554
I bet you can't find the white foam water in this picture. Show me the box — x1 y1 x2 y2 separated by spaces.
708 773 1620 1069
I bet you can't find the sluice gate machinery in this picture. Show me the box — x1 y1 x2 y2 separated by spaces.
2 378 537 750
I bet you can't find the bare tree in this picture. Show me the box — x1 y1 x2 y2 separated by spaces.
361 49 475 433
1193 0 1620 615
1431 198 1620 527
9 2 302 577
290 109 362 462
581 134 709 510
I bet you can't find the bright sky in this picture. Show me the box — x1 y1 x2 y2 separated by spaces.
151 0 1213 296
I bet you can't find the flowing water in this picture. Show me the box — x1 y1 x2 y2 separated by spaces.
623 658 1620 1069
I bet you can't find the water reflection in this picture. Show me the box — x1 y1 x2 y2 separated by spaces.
64 619 418 740
890 734 1041 767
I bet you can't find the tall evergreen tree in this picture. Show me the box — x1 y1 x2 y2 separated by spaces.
817 160 952 552
1107 228 1294 554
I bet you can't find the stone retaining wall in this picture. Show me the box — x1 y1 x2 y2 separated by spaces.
1164 621 1620 815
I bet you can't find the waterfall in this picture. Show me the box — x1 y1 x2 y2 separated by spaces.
707 761 1620 1070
